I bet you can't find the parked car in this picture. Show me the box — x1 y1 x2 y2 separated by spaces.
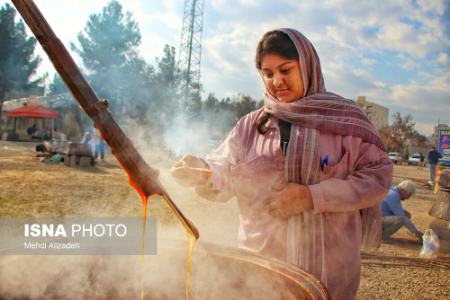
388 152 401 164
408 153 422 166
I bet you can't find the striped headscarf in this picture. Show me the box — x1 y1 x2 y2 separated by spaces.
261 28 385 281
263 28 386 151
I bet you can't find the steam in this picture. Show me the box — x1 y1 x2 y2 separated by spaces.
0 242 297 300
127 103 232 159
162 112 213 157
166 101 241 156
115 112 240 245
0 256 141 299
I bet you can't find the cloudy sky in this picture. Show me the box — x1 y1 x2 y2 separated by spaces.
2 0 449 135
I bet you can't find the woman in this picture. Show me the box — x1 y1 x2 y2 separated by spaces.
172 29 393 299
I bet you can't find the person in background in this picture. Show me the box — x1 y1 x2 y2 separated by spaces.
427 147 442 184
60 132 67 143
92 130 106 160
172 28 393 300
381 180 423 242
43 127 52 140
80 131 95 157
80 131 91 144
418 152 425 170
27 124 37 136
53 128 67 143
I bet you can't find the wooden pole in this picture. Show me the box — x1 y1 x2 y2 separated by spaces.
11 0 199 239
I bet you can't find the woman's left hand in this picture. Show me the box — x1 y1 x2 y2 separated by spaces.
265 183 313 219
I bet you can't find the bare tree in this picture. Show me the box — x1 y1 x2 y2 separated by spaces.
410 130 429 148
379 125 400 151
379 113 416 157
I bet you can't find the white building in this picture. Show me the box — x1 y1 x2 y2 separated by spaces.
356 96 389 131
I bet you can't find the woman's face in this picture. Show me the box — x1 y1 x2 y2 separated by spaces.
260 53 304 102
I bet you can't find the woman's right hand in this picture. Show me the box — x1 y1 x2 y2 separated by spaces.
171 155 212 187
172 155 229 202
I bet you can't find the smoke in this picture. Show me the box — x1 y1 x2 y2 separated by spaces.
162 112 213 158
115 111 240 246
115 96 234 160
0 241 307 300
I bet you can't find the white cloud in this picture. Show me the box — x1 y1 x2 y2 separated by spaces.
373 81 387 89
201 22 264 99
353 68 369 77
136 11 182 31
357 69 450 134
313 1 450 59
361 58 376 66
438 52 449 64
140 33 168 61
401 59 418 70
239 0 259 5
316 50 450 135
416 0 448 14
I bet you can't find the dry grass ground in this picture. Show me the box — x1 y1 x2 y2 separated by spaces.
0 140 448 299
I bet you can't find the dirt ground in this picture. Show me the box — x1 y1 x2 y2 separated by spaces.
0 140 449 299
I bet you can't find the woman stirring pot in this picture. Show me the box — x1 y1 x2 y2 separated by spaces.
172 28 393 300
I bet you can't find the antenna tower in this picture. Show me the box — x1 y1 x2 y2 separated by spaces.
178 0 204 99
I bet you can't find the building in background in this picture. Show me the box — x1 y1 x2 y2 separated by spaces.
434 124 450 138
356 96 389 131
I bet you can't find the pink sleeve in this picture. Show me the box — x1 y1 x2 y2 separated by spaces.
309 137 393 214
205 115 250 201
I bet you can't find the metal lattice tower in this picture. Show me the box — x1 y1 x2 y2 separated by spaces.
178 0 204 99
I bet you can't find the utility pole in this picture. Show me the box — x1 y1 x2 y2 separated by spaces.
178 0 204 102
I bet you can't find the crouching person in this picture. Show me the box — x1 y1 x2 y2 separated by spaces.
381 180 423 243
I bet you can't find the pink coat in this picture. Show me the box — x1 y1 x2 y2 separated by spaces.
206 110 393 300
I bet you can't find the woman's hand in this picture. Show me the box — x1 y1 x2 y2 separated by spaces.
171 155 211 187
265 183 313 219
172 155 226 201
